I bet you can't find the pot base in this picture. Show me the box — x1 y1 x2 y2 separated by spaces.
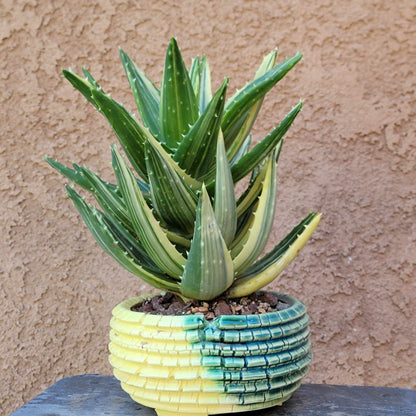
155 409 208 416
150 394 292 416
156 410 208 416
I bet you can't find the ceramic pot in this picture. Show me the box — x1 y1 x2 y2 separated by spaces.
109 292 311 416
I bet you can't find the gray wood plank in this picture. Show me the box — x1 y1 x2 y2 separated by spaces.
11 374 416 416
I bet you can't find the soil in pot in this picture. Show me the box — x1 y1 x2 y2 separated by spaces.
132 291 289 320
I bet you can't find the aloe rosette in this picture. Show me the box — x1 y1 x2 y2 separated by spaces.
46 38 320 301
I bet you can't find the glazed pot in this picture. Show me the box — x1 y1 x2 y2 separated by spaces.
109 292 311 416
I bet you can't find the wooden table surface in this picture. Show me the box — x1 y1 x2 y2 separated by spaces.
11 374 416 416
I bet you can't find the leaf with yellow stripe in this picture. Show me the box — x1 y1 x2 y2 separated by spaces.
227 213 321 297
112 145 186 279
231 151 277 275
227 50 277 161
214 132 237 247
145 140 198 236
66 186 180 293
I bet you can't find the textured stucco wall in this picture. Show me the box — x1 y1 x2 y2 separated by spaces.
1 0 415 413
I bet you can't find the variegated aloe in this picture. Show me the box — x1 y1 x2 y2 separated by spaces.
46 38 320 301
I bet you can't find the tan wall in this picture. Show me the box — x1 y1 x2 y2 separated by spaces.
2 0 415 413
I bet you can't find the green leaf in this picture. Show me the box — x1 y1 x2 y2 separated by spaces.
181 185 234 300
188 56 200 103
214 132 237 246
173 78 228 180
91 88 150 181
101 211 161 273
63 68 152 181
226 50 277 161
222 52 302 147
62 69 98 109
112 145 186 279
255 50 278 78
145 140 198 235
235 163 266 219
78 166 131 227
231 102 302 183
66 186 180 293
231 152 277 274
160 38 198 149
45 157 152 223
146 131 202 190
82 67 101 89
45 157 93 191
230 134 251 166
227 213 321 297
120 48 162 140
232 203 255 252
235 139 283 219
199 56 212 114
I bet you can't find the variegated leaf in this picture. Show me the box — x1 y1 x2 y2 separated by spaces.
112 145 186 279
227 213 321 297
146 131 202 190
101 211 161 274
62 69 98 109
45 157 93 191
222 52 302 147
120 48 162 140
181 185 234 300
230 134 251 167
235 139 283 219
91 88 150 181
231 102 302 183
214 132 237 246
188 56 200 103
145 140 198 235
66 186 180 293
235 161 266 219
78 166 131 228
231 151 277 274
227 50 277 161
199 56 212 114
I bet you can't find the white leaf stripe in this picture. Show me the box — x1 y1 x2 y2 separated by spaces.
214 131 237 246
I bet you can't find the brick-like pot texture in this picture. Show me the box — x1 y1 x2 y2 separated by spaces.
1 1 415 414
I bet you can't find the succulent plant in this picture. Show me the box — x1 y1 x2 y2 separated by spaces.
46 38 320 301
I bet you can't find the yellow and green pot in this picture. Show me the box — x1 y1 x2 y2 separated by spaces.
109 292 311 416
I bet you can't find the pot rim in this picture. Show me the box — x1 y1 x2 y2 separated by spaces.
111 291 307 330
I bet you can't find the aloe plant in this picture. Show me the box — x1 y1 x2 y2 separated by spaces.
47 38 320 301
